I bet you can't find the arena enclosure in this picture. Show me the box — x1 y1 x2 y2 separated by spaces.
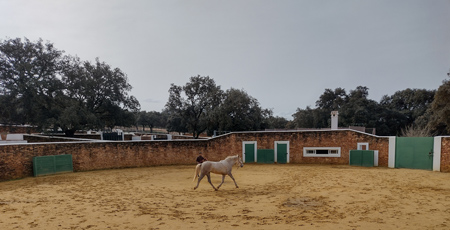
1 129 450 182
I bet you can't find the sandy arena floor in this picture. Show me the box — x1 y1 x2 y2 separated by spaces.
1 164 450 230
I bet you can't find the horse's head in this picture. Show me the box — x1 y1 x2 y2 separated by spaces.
236 155 244 169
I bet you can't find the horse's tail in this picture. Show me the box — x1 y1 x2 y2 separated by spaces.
193 164 201 182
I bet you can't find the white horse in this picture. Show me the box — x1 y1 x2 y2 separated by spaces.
193 155 244 191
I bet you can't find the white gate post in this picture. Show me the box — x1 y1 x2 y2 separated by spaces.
433 137 442 172
388 136 396 168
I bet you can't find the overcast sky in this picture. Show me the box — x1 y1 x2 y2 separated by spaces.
1 0 450 119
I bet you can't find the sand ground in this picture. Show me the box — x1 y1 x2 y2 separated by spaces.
1 164 450 230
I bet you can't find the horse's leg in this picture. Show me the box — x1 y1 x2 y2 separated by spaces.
217 174 226 189
193 164 201 182
194 173 205 190
228 173 239 188
206 173 218 191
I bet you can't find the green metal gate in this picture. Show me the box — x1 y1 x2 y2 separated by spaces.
33 154 73 176
276 142 288 164
244 142 256 163
257 149 274 163
102 132 123 141
395 137 434 170
350 150 374 167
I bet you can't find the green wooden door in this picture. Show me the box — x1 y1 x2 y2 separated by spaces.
257 149 274 163
244 142 256 163
350 150 374 167
395 137 433 170
276 142 288 164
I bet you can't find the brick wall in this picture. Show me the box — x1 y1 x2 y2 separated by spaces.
0 125 38 134
441 137 450 172
0 140 211 181
23 135 90 143
0 130 443 182
217 130 390 165
2 133 133 142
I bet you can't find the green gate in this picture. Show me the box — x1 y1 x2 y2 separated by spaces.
102 132 123 141
276 142 288 164
244 142 256 163
350 150 374 167
395 137 434 170
257 149 274 163
33 154 73 176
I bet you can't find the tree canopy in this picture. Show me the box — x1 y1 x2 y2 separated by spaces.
292 85 437 136
216 88 269 132
164 77 277 138
0 37 140 136
427 76 450 135
2 38 448 138
165 75 223 138
0 38 64 127
136 111 167 133
60 56 139 135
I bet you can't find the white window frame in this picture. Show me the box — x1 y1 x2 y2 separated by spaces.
357 142 369 150
303 147 341 157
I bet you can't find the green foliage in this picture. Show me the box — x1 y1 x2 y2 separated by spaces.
264 115 289 129
292 106 327 129
400 124 431 137
60 56 140 133
316 87 348 110
3 37 446 138
165 78 275 137
0 37 140 136
381 88 435 124
339 86 380 128
216 88 268 131
428 77 450 135
165 111 189 134
292 86 436 136
0 37 64 127
378 88 435 135
136 111 167 132
165 75 223 138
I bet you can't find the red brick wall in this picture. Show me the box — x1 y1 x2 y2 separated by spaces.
441 137 450 172
24 135 86 142
0 125 38 134
209 130 390 165
0 140 211 181
24 134 134 142
0 130 409 182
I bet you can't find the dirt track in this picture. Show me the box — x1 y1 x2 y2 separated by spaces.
1 164 450 230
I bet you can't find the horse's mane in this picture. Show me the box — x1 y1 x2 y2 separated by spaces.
225 155 238 160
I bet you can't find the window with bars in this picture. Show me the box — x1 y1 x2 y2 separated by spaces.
303 147 341 157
